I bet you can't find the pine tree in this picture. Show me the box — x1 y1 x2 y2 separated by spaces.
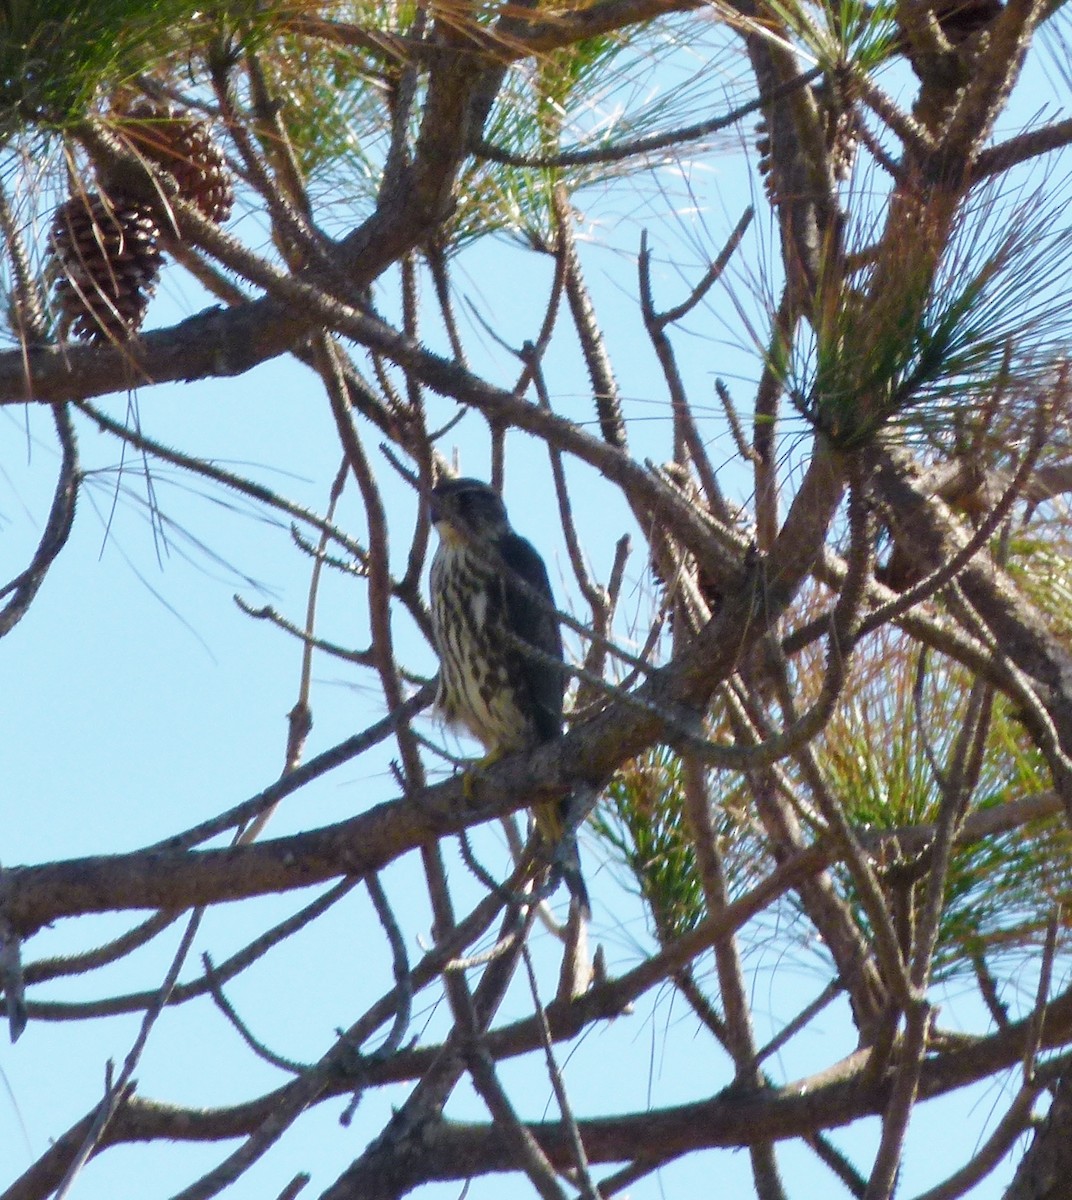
4 1 1072 1197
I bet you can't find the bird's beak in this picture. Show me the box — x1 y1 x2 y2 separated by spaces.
436 519 466 546
429 496 466 545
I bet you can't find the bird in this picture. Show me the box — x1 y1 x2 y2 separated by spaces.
428 476 589 915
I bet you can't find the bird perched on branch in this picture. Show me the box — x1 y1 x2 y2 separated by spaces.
428 476 589 915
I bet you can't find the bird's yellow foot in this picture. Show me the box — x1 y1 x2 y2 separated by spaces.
462 748 506 799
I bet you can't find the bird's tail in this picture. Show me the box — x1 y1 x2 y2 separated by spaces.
534 797 591 918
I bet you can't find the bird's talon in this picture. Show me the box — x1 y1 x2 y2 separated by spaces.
462 767 478 800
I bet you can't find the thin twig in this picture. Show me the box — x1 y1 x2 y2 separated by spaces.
365 872 413 1058
595 1156 671 1198
648 208 754 330
425 243 468 365
243 51 312 219
234 596 374 666
806 1133 868 1198
238 454 349 846
203 953 312 1074
752 976 845 1068
210 59 330 276
521 944 598 1200
753 297 795 553
161 884 511 1200
1022 907 1060 1083
0 405 78 637
864 998 930 1200
150 681 436 853
0 182 47 341
54 907 207 1200
471 66 822 168
680 754 787 1200
455 958 568 1200
525 347 604 612
637 228 735 521
907 1078 1046 1200
76 401 368 562
0 913 26 1042
25 880 357 1022
24 910 180 988
909 681 993 990
576 534 631 715
273 1174 311 1200
552 185 625 450
971 953 1011 1030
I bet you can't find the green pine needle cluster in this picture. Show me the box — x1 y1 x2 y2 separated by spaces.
597 747 764 945
820 640 1072 980
599 747 706 943
0 0 211 132
792 173 1072 448
766 0 899 72
1006 535 1072 643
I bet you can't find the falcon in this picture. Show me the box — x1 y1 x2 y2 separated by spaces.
428 476 589 913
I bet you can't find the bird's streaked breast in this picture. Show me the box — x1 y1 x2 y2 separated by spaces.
430 539 535 755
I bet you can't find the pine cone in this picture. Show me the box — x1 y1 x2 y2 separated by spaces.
50 192 165 342
120 102 234 224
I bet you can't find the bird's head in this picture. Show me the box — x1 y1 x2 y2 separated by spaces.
429 477 510 546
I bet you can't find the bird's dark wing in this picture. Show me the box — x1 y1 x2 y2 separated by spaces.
499 531 564 743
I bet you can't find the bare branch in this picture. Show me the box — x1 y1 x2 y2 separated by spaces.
0 405 78 638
